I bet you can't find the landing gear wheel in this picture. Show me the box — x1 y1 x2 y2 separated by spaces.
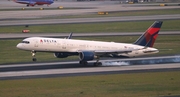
31 50 37 62
79 61 88 65
32 58 37 62
93 62 102 66
98 62 102 66
93 56 102 66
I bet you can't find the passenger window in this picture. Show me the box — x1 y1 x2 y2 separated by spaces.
22 41 30 44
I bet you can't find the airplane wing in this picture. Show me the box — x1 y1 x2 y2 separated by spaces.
67 32 73 39
95 49 139 56
16 0 36 5
15 1 29 3
78 48 140 56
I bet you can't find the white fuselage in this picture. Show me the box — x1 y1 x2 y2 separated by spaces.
17 37 159 58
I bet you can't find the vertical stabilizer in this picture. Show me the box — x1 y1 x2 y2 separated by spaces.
134 21 163 47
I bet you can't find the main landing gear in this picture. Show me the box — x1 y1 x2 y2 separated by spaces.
93 57 102 66
79 57 102 66
31 50 37 61
79 61 88 65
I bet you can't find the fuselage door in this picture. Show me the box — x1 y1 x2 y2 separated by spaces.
34 39 38 47
62 40 66 49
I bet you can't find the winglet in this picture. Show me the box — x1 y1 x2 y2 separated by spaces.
134 21 163 47
67 32 73 39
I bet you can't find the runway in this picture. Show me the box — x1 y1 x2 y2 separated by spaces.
0 63 180 80
0 56 180 80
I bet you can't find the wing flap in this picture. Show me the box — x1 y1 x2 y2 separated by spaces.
78 48 140 56
94 49 135 56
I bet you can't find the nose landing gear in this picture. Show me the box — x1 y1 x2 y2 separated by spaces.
31 51 37 61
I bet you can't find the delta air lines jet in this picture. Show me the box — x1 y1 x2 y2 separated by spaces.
13 0 54 6
16 21 163 66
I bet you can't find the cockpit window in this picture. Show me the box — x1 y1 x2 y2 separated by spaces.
21 41 30 44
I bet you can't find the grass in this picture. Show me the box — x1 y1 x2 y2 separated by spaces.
0 71 180 97
0 35 179 65
0 20 180 33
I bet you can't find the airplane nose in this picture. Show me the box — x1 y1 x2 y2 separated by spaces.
16 43 22 49
16 44 20 48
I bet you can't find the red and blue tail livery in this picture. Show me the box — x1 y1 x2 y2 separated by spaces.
13 0 54 7
134 21 163 47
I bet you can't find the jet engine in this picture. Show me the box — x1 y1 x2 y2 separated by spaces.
79 51 95 61
54 52 69 58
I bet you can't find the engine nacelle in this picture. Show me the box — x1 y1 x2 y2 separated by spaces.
54 52 69 58
79 51 95 61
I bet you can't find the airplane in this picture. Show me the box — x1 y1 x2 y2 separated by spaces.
13 0 54 7
16 21 163 66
